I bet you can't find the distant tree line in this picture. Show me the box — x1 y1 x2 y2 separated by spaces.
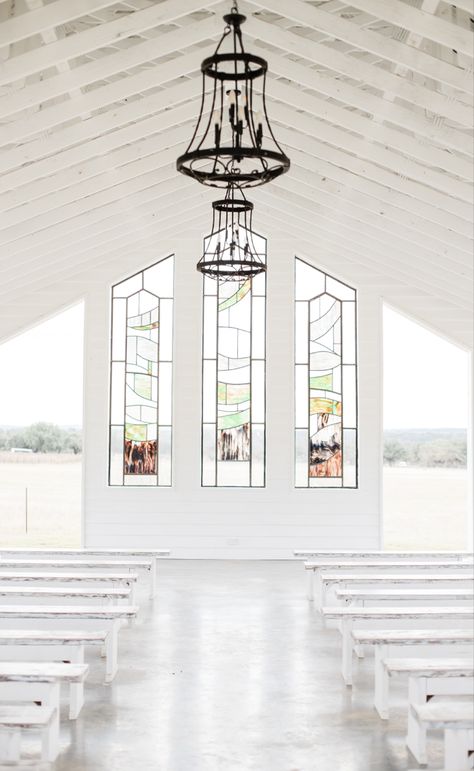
384 436 467 468
0 423 82 454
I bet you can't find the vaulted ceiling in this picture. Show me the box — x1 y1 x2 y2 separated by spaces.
0 0 472 347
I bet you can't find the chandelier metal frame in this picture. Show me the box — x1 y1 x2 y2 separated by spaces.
177 5 290 189
197 184 266 281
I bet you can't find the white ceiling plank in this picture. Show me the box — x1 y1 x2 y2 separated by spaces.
0 82 200 177
244 15 473 127
269 79 471 179
275 122 473 221
0 122 190 212
0 191 210 294
259 46 471 155
0 0 222 87
274 172 471 267
347 0 474 57
0 16 221 122
0 49 205 149
255 188 472 297
0 178 208 267
244 0 472 94
275 126 473 236
0 0 119 48
257 200 472 310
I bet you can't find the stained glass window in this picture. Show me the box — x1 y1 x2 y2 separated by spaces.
295 257 357 488
109 255 173 486
202 235 266 487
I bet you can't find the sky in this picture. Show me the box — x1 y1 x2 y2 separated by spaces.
0 302 469 429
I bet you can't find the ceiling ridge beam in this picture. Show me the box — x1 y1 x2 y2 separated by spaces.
243 15 473 127
243 0 472 94
0 16 221 122
0 0 222 87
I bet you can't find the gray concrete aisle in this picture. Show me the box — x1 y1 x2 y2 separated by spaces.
22 561 445 770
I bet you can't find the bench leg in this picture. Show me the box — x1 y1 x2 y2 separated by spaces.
129 581 136 606
105 620 120 682
341 618 354 686
41 713 60 763
406 677 428 765
374 645 389 719
307 570 314 602
150 565 157 599
69 683 84 720
0 729 21 762
445 728 472 771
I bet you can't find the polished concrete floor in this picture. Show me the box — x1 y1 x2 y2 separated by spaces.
13 561 447 771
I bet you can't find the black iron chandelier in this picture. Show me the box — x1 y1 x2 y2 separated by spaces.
177 4 290 189
197 184 266 281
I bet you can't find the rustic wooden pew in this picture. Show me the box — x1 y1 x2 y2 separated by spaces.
295 550 472 560
319 572 474 608
0 559 155 597
0 605 137 682
381 658 474 763
335 587 474 607
0 549 170 594
0 704 57 763
0 585 132 605
321 606 474 685
305 560 474 604
409 700 474 771
0 662 88 726
350 629 474 718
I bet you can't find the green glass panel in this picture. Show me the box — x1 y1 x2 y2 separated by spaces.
310 374 333 390
218 408 250 430
134 374 152 400
125 423 147 441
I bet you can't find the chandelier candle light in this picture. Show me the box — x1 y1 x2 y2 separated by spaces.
176 5 290 188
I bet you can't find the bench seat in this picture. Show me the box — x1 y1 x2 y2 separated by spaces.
410 700 474 770
0 704 57 762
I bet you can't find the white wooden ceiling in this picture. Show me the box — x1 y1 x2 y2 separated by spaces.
0 0 472 347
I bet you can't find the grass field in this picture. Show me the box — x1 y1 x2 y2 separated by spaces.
0 458 469 550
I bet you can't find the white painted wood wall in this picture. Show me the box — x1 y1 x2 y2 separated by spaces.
83 230 382 558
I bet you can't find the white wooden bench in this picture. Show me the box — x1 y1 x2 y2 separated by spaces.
319 573 474 608
0 549 170 594
0 662 88 725
409 700 474 771
305 560 474 605
321 606 474 685
295 550 472 560
0 704 58 763
350 629 474 718
0 605 137 682
0 585 132 605
381 658 474 763
0 631 108 715
336 587 474 607
0 559 155 597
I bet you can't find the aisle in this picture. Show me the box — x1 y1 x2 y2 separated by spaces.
50 561 441 771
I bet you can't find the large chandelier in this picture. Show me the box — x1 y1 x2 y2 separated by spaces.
177 4 290 188
197 184 266 280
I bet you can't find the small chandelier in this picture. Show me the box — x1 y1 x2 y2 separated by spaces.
177 4 290 189
197 184 266 281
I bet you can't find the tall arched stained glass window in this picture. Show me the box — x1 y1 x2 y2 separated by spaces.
202 238 266 487
109 255 173 486
295 257 358 488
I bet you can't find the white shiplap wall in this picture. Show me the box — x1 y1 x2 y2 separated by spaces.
83 230 382 557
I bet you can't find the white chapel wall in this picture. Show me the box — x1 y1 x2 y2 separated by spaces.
83 231 382 557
